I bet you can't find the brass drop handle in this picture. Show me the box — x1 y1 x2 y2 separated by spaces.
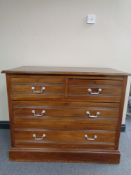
86 111 100 118
32 110 46 117
88 88 102 95
32 86 46 94
84 134 97 141
32 133 46 141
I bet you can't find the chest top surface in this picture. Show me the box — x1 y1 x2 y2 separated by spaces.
1 66 129 76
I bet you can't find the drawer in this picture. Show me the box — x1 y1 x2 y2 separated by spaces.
14 129 116 149
13 101 119 130
13 101 119 119
68 78 122 102
10 76 65 100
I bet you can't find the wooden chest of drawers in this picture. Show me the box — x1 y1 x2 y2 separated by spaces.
2 66 128 163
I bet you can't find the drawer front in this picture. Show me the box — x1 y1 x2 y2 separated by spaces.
14 129 116 149
13 101 119 130
10 76 65 100
68 78 122 102
13 101 119 119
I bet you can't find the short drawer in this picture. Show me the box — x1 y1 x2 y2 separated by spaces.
14 129 116 150
68 78 122 102
10 75 65 100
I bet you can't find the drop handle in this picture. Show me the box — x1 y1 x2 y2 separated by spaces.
32 110 46 117
32 133 46 141
84 134 97 141
86 111 100 118
32 86 46 94
88 88 102 95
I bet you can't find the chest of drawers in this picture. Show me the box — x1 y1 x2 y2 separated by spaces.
2 66 128 163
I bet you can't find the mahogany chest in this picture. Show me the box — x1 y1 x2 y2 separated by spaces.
2 66 128 163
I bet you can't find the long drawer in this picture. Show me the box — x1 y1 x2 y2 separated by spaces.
13 101 119 130
13 101 119 119
14 129 116 150
10 75 65 100
68 78 123 102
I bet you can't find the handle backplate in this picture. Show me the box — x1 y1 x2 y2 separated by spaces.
32 86 46 94
86 111 100 118
32 109 46 117
88 88 102 95
32 133 46 141
84 134 97 141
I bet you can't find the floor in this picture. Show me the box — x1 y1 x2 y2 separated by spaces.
0 119 131 175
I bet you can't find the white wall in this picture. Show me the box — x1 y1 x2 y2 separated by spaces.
0 0 131 121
